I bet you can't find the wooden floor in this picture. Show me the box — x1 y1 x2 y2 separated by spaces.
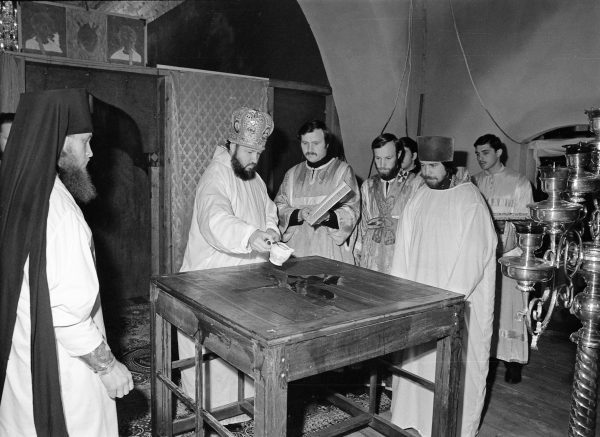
477 329 595 437
349 327 599 437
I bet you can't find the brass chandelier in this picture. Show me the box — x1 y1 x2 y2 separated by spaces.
499 108 600 437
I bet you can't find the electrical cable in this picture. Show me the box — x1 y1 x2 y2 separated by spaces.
369 0 414 178
403 0 414 138
380 0 413 136
448 0 525 145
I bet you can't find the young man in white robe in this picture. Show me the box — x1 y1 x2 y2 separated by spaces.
389 136 497 437
472 133 533 383
177 107 279 423
0 89 133 437
354 133 423 273
275 120 359 264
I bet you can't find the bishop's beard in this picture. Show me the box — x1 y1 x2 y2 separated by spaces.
58 162 97 203
231 155 256 180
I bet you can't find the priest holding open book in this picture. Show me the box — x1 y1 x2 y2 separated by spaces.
275 120 359 264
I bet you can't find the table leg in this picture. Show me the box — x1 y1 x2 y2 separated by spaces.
151 287 173 436
195 335 204 437
432 306 463 437
253 347 288 436
369 363 378 414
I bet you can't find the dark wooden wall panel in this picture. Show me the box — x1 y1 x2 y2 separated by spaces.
25 62 159 152
257 88 326 198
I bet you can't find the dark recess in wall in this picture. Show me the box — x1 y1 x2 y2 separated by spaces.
147 0 329 87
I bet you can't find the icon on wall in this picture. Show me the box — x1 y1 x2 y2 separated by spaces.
66 8 106 62
107 15 144 66
20 1 66 56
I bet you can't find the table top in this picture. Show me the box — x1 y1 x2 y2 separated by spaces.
152 256 463 344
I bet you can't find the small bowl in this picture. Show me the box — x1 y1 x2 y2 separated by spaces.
269 242 294 266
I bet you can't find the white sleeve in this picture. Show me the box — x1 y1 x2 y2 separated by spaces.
265 195 280 234
196 169 257 254
48 211 104 357
514 177 534 213
327 164 360 245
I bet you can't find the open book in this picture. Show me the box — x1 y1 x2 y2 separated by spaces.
306 181 353 226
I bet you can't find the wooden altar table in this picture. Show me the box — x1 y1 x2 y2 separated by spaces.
150 256 464 436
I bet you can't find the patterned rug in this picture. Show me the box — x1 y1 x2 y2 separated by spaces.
109 299 392 437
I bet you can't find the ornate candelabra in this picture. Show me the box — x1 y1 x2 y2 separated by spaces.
499 108 600 437
499 221 555 347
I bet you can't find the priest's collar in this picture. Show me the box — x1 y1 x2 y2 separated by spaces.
483 163 505 176
397 169 410 182
306 155 335 169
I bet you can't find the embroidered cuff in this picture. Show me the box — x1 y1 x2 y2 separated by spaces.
79 341 116 375
320 211 339 229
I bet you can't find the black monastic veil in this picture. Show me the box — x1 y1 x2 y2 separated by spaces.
0 88 93 436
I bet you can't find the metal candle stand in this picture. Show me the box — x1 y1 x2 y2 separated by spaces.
498 108 600 437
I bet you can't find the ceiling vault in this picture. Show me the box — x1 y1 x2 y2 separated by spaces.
50 1 185 22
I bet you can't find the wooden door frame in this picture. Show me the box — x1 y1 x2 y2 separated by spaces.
267 78 337 138
10 52 165 280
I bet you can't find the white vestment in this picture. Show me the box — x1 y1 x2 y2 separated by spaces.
0 178 117 437
473 166 533 364
389 182 497 437
178 146 279 420
275 158 359 263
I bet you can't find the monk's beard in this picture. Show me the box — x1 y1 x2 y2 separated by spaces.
231 155 256 180
423 173 451 190
58 162 97 203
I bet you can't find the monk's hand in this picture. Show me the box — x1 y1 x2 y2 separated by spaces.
266 228 281 243
79 341 133 398
249 229 273 252
99 360 134 399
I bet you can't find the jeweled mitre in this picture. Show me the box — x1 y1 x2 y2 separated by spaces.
228 107 274 151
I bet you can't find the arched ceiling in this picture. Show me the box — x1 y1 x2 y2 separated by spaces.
50 1 185 22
